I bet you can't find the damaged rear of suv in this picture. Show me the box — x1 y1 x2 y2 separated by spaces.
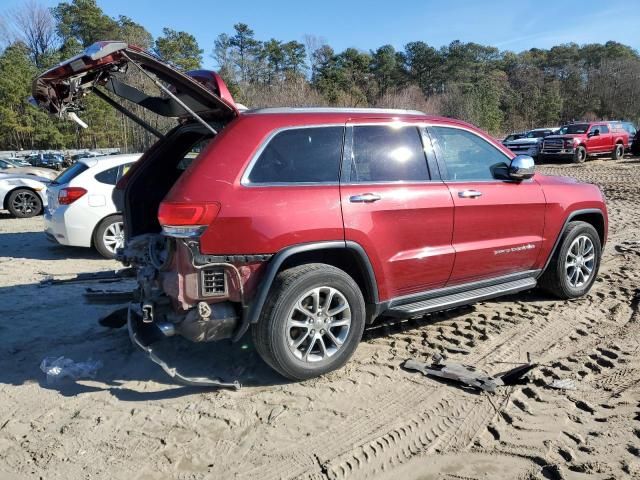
34 41 608 386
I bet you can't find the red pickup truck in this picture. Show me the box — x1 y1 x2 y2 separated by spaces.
540 121 629 163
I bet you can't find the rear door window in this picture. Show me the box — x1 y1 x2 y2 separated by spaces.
246 126 344 184
598 125 609 134
349 125 429 182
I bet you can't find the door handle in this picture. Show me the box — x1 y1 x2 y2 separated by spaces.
349 193 381 203
458 190 483 199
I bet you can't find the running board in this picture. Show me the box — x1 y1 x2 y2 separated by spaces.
384 277 537 318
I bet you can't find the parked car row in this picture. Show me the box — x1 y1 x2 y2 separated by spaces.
45 154 140 258
503 120 636 163
1 151 141 259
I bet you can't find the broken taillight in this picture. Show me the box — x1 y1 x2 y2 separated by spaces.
58 187 87 205
158 201 220 238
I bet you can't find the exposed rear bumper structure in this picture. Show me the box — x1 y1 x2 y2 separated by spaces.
127 303 241 390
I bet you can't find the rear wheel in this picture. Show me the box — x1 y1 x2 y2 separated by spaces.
7 189 42 218
540 221 601 299
94 214 124 259
611 143 624 160
572 146 587 164
252 263 366 380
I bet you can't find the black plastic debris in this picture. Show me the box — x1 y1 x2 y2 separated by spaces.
84 287 134 304
403 354 537 393
39 268 135 286
98 306 129 329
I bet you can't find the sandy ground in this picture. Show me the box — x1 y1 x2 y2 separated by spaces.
1 157 640 480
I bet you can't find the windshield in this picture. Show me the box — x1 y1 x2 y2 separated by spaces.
525 130 548 138
504 134 524 142
559 124 589 135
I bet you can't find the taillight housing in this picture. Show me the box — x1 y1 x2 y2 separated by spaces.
58 187 87 205
158 201 220 238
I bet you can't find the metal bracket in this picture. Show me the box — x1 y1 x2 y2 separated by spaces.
127 306 241 390
121 52 218 136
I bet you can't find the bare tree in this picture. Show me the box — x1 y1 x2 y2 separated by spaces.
303 34 326 80
5 0 58 67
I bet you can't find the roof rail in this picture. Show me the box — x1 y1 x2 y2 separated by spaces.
246 107 426 116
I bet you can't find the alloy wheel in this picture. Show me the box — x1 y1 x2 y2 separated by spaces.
102 221 125 253
565 235 595 288
11 191 38 216
286 286 352 363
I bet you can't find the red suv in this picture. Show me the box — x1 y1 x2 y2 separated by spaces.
34 43 608 382
540 121 629 163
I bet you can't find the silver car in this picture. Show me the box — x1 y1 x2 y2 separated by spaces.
0 173 49 218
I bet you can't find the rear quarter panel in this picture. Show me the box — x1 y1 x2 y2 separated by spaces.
165 114 346 254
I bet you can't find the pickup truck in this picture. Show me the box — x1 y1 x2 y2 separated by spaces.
503 128 558 159
540 122 629 163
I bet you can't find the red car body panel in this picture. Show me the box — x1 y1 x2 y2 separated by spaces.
164 112 608 304
341 182 455 299
532 174 608 270
445 180 546 284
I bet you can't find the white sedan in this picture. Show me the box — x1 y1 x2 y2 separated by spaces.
44 154 141 258
0 173 49 217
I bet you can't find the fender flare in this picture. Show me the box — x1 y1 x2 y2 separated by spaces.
539 208 606 276
233 240 378 341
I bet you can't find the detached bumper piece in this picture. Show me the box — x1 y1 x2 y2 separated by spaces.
127 305 241 390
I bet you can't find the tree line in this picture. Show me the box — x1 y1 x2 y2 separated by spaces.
1 0 639 152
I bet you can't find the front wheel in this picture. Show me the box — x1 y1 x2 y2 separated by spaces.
539 221 601 299
573 146 587 164
94 215 125 259
611 143 624 160
252 263 366 381
7 189 42 218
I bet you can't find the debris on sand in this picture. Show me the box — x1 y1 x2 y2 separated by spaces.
40 356 103 384
39 268 134 287
403 354 537 393
548 378 577 390
98 306 129 328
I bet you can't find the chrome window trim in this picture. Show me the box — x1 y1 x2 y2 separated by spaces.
240 123 346 187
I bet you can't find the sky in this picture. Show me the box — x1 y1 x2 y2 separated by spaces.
8 0 640 68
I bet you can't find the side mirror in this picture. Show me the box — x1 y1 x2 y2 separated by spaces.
509 155 535 180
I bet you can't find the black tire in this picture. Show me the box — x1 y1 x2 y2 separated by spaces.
572 146 587 164
252 263 366 381
611 143 624 160
93 214 124 259
6 189 42 218
539 221 601 299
